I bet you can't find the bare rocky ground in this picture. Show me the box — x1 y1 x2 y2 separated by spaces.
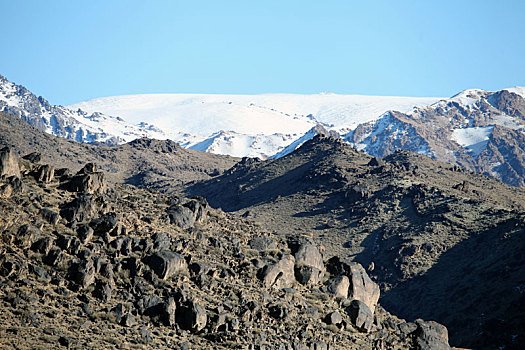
188 135 525 349
0 147 451 349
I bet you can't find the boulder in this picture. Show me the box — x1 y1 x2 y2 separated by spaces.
0 176 25 198
69 259 96 289
347 263 380 314
326 275 349 299
347 300 373 333
76 224 94 244
60 195 97 223
324 311 343 326
22 152 41 163
414 319 451 350
0 147 20 178
40 208 60 225
64 165 107 194
33 164 54 183
167 197 208 229
259 254 296 289
90 214 121 237
145 251 187 280
326 257 380 313
177 300 207 332
288 238 325 285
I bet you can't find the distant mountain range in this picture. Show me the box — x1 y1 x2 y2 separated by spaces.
2 73 525 186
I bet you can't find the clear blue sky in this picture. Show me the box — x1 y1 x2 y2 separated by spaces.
2 0 524 105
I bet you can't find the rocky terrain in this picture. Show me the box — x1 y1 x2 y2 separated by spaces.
0 111 238 192
0 147 451 349
188 135 525 349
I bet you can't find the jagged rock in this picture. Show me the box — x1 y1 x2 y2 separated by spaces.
347 300 373 333
43 247 64 267
90 214 121 237
15 224 41 248
0 175 25 198
347 263 380 314
60 195 97 223
29 264 51 281
177 300 207 332
65 165 107 194
39 208 60 225
33 164 54 183
144 251 187 280
69 259 96 289
293 242 325 285
249 236 277 251
326 276 349 299
151 232 171 252
93 279 112 301
0 255 27 279
167 197 208 229
76 224 94 244
0 147 20 178
414 319 451 350
31 237 55 255
326 258 379 313
22 152 41 163
259 254 296 289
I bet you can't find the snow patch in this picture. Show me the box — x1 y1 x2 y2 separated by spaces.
451 126 494 156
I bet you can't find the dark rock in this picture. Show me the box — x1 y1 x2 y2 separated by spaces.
167 197 208 229
33 164 54 183
295 265 324 286
177 300 207 333
31 237 55 255
43 248 64 266
144 251 187 280
269 304 289 320
39 208 60 225
15 224 41 248
414 319 451 350
0 175 25 198
77 163 97 175
90 214 120 237
22 152 41 163
347 263 380 314
60 195 97 223
93 279 112 301
347 300 373 333
64 169 107 194
68 259 95 289
76 224 94 244
58 336 69 347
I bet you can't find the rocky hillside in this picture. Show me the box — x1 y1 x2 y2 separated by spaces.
345 88 525 187
0 111 238 192
188 135 525 349
0 148 450 349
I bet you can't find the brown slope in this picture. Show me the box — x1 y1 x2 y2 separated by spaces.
187 135 525 349
0 111 239 192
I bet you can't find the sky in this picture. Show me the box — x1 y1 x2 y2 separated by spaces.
1 0 525 105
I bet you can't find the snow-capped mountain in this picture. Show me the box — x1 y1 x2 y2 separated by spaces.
0 75 166 145
69 92 441 158
345 87 525 186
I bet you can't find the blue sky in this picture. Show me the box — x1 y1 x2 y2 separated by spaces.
2 0 524 105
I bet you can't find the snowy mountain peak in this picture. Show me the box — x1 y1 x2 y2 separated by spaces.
0 75 165 145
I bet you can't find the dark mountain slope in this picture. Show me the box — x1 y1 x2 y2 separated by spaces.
188 135 525 349
0 111 239 192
